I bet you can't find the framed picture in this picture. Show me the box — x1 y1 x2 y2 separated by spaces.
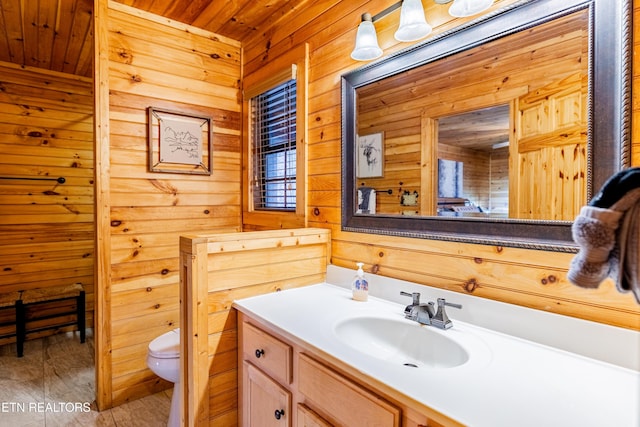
356 132 384 178
148 107 213 175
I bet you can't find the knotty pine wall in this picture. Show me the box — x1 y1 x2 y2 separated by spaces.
0 62 94 343
242 0 640 330
98 3 242 408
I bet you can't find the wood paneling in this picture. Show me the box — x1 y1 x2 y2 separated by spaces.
180 228 330 425
0 0 94 77
243 0 640 330
97 2 243 409
0 61 94 344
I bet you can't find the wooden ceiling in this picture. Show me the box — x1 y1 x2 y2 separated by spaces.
0 0 94 77
0 0 315 78
111 0 314 42
438 105 510 151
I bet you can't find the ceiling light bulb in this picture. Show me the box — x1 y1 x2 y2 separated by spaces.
448 0 494 18
351 13 383 61
394 0 432 42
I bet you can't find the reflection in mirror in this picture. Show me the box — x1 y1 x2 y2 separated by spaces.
437 105 510 218
342 0 631 251
355 8 588 221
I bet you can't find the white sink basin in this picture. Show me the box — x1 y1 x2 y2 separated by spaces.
333 316 469 368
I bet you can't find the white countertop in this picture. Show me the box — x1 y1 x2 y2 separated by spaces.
234 283 640 427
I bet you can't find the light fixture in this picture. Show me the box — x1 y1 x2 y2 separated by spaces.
350 13 383 61
352 0 495 61
394 0 432 42
448 0 494 18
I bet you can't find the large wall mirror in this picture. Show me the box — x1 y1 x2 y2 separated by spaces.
342 0 631 252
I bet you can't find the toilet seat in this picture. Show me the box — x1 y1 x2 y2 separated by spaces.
148 328 180 359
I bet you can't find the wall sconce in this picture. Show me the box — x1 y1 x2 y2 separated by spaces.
350 13 384 61
445 0 494 17
351 0 495 61
394 0 432 42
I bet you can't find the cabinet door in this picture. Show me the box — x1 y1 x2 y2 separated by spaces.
297 404 333 427
243 361 291 427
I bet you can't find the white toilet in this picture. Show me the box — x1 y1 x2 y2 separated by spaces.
147 328 181 427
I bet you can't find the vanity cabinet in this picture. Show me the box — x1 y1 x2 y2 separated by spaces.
239 313 448 427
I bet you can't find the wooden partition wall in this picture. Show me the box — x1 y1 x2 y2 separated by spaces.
180 228 331 426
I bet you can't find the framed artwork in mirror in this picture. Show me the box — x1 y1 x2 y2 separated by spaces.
356 132 384 178
148 107 213 175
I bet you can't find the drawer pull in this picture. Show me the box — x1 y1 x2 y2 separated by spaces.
255 348 265 358
274 409 285 420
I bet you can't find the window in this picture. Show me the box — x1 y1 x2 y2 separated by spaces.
243 44 307 228
251 79 297 211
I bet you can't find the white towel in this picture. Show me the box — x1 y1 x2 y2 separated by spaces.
357 187 376 214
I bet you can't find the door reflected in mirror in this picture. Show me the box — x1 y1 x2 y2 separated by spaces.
355 8 588 221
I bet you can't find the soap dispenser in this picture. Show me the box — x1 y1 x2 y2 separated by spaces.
351 262 369 301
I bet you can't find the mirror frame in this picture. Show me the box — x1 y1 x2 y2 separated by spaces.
341 0 632 252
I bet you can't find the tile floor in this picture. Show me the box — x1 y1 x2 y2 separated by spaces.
0 329 170 426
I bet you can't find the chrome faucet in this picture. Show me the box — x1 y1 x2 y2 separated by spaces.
399 291 434 325
400 292 461 329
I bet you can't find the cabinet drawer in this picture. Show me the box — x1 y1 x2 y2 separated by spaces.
298 353 400 427
242 321 292 385
403 410 444 427
297 404 333 427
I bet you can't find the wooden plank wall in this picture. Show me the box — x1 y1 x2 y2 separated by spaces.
489 147 510 214
180 228 331 426
101 3 243 408
242 0 640 330
0 62 94 344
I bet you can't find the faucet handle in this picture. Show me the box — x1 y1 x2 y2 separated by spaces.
400 291 420 320
432 298 462 329
400 291 420 305
439 298 462 310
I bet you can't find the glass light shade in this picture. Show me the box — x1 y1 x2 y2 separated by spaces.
448 0 494 17
394 0 432 42
351 17 383 61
